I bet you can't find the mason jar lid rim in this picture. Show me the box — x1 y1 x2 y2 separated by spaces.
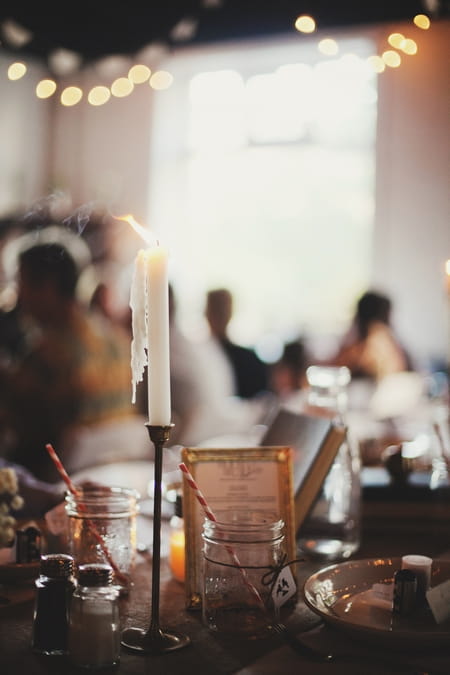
65 485 140 500
204 517 284 527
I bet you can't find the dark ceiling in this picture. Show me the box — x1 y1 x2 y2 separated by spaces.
0 0 448 68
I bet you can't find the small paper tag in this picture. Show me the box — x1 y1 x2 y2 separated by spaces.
426 580 450 624
272 565 297 610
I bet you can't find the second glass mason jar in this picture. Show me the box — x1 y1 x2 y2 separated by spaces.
202 513 287 638
298 365 361 561
65 485 139 591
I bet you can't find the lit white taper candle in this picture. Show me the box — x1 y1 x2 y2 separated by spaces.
125 215 171 425
144 244 171 425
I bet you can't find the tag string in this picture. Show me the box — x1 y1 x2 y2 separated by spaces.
203 553 304 607
261 554 304 596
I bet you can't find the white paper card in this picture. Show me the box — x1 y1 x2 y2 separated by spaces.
272 565 297 610
426 580 450 624
369 582 394 610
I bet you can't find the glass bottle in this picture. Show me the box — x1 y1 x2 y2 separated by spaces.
202 513 288 638
32 553 76 655
169 493 185 583
68 563 121 669
298 365 361 560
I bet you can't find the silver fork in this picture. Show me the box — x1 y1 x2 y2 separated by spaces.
271 623 428 674
271 622 334 662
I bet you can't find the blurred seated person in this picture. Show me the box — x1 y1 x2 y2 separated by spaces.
204 288 269 399
168 284 206 445
166 285 267 446
0 238 140 483
269 338 309 399
0 458 64 519
330 290 412 380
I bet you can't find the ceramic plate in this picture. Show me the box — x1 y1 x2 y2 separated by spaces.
303 557 450 648
0 561 40 584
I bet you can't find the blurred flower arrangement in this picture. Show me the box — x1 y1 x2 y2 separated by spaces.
0 468 24 547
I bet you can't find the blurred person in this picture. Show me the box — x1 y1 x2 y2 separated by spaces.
204 288 269 400
0 458 64 519
168 284 206 444
0 239 137 483
329 290 412 380
167 285 267 445
0 216 27 364
269 338 310 399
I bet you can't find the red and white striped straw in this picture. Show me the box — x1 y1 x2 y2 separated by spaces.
179 462 264 606
45 443 128 585
46 443 80 498
179 462 217 522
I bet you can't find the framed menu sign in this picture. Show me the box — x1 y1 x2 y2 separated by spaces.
181 446 295 609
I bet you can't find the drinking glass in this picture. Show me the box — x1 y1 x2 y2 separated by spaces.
65 485 139 591
298 365 361 560
202 512 287 638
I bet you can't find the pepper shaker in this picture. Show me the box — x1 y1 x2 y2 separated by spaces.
32 553 76 655
392 569 418 615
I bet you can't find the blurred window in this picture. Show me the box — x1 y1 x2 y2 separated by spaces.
148 36 377 361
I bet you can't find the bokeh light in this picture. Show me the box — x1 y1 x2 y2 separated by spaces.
413 14 431 29
88 85 111 106
149 70 174 90
382 50 401 68
400 39 418 55
36 79 57 98
111 77 134 97
60 86 83 106
318 39 339 56
388 33 405 48
294 15 316 34
7 62 27 80
367 55 385 73
128 64 151 84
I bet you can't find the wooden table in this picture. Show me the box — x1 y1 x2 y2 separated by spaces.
1 506 449 675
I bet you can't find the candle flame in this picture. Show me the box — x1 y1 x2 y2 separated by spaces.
114 213 157 246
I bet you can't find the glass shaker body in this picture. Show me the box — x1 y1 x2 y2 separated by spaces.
298 365 361 561
65 485 138 591
68 564 121 668
32 554 76 655
202 514 286 638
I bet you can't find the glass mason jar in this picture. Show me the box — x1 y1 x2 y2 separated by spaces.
202 513 287 638
68 563 121 669
298 365 361 561
65 485 139 591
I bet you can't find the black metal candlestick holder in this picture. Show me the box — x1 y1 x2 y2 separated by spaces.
121 423 190 653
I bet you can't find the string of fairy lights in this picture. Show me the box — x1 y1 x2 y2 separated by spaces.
2 12 432 108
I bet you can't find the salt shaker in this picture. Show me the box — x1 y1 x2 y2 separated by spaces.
32 553 76 655
68 563 121 668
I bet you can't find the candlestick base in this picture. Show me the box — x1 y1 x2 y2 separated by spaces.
121 423 190 654
121 626 190 654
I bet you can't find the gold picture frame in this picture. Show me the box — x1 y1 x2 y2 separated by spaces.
181 446 296 609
